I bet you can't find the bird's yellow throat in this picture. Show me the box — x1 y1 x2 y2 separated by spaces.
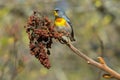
55 18 66 27
54 11 58 16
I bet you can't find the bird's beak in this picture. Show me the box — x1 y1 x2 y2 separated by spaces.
54 11 58 16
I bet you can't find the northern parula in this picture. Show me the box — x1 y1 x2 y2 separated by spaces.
53 8 75 41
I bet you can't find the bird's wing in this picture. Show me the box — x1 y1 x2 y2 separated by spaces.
63 15 75 39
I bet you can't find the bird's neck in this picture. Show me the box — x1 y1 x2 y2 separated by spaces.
55 16 61 18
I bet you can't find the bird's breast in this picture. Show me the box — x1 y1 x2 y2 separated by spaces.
55 18 67 27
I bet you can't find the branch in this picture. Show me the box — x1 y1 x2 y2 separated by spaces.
25 11 120 79
66 42 120 79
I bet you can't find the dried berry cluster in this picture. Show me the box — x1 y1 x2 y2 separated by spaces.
25 11 64 69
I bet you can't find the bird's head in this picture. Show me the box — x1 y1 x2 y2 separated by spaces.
53 8 65 17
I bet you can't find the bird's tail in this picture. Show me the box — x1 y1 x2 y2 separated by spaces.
70 36 75 42
70 29 75 41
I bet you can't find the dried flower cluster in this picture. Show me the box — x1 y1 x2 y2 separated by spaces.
25 11 65 69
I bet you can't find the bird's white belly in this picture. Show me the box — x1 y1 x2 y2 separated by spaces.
55 26 71 34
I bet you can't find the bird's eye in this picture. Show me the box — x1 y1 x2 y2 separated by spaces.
55 10 59 12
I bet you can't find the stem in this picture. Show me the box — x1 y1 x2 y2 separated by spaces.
10 39 18 80
66 42 120 79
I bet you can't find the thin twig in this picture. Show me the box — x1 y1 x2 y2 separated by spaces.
93 27 105 80
66 42 120 80
10 39 18 80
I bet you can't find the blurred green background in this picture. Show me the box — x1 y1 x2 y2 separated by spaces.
0 0 120 80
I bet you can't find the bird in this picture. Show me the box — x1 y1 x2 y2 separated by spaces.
53 8 75 42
